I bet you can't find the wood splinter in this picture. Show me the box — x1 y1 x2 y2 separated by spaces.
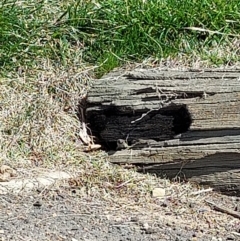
205 200 240 219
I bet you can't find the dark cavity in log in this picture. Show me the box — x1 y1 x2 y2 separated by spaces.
86 103 192 150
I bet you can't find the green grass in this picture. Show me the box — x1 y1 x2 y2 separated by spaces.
1 0 240 76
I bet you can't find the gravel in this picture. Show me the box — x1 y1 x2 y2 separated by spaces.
0 185 239 241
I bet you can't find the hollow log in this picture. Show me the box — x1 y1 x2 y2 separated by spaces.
86 68 240 196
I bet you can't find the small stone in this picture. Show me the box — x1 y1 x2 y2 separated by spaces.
152 187 165 198
160 202 168 207
0 230 4 234
145 228 157 234
130 216 139 222
143 223 149 229
33 201 42 207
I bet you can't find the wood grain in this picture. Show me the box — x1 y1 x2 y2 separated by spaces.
86 68 240 195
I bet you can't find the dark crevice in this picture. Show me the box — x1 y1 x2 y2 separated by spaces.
182 128 240 141
133 87 155 94
86 102 193 150
158 104 192 135
141 91 215 101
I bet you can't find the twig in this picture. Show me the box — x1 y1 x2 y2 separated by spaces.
190 188 213 196
131 109 154 124
115 179 133 188
205 200 240 219
115 177 145 188
231 232 240 237
183 27 240 37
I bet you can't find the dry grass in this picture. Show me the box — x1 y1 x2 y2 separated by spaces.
0 60 91 167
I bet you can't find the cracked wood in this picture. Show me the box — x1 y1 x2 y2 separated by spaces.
86 68 240 196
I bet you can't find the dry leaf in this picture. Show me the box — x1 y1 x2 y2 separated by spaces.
79 122 92 145
84 144 101 152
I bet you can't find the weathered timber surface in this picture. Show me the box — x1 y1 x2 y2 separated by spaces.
86 68 240 195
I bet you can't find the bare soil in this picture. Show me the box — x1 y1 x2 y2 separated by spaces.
0 168 239 241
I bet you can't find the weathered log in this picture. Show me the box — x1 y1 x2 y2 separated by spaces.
86 68 240 196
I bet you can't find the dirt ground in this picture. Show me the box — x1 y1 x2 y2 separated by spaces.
0 166 239 241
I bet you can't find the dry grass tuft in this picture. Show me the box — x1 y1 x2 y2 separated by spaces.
0 60 92 167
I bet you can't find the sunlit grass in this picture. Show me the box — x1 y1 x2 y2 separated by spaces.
1 0 240 75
